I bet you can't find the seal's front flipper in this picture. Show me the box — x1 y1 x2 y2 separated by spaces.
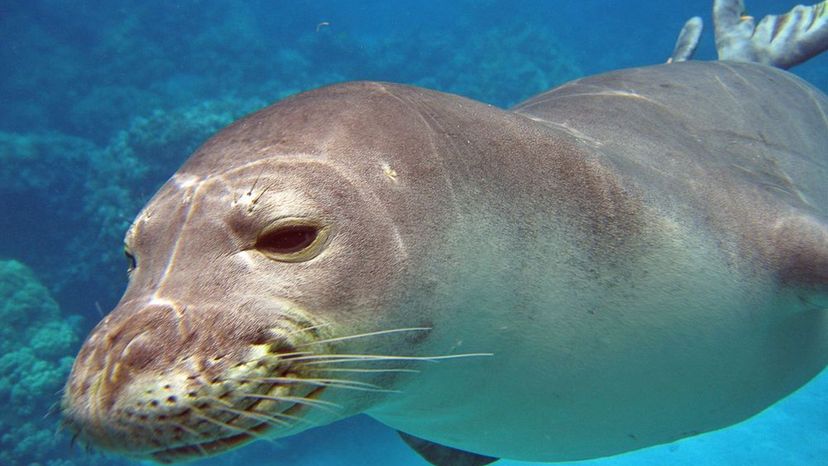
397 431 499 466
714 0 828 68
667 16 703 63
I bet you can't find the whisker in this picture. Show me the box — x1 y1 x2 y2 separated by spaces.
241 350 315 367
240 407 313 428
206 395 310 428
212 405 291 432
241 376 401 393
44 401 61 419
56 419 70 436
250 408 313 427
170 422 210 457
191 410 266 442
278 351 316 358
297 327 432 347
238 375 382 389
310 367 421 374
291 352 495 365
239 392 341 413
142 422 170 454
247 166 265 196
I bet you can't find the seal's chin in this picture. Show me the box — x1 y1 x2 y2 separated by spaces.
148 421 267 463
147 385 329 463
144 384 329 464
62 325 336 463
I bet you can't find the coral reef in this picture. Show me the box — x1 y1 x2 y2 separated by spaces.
0 260 80 466
0 132 96 285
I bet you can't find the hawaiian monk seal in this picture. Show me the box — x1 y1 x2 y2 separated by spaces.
63 1 828 464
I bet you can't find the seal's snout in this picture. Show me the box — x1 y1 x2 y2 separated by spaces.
62 300 326 462
61 303 198 453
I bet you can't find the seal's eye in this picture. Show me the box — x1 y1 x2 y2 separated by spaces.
125 249 137 273
259 226 316 253
255 220 330 262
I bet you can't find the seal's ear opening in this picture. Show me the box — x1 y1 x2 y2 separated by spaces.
255 218 330 262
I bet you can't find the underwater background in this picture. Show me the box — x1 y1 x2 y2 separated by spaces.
1 0 826 465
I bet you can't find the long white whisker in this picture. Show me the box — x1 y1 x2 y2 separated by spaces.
213 404 292 428
292 352 494 365
239 376 401 393
241 351 315 367
215 395 315 426
203 395 315 429
296 327 432 347
256 376 382 388
170 422 210 457
234 375 382 390
191 410 272 443
271 351 315 359
240 393 341 414
310 367 421 374
190 411 247 435
205 395 292 428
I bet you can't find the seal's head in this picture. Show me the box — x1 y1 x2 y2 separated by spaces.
60 82 491 462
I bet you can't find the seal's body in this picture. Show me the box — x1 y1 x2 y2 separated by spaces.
63 59 828 464
63 4 828 461
368 60 828 461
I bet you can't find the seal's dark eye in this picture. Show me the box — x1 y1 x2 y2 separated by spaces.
125 249 137 272
257 226 317 254
255 221 329 262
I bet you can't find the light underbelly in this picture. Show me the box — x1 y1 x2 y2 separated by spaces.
368 240 828 461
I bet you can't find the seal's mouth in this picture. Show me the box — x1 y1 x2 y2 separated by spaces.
63 314 446 463
62 324 339 463
147 383 327 463
148 413 273 463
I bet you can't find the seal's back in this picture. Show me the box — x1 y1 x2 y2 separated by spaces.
514 60 828 291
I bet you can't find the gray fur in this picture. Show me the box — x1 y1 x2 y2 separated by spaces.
513 61 828 289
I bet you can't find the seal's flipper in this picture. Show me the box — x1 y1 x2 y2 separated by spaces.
714 0 828 68
397 431 499 466
667 16 703 63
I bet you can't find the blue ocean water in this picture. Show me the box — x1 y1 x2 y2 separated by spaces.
1 1 826 465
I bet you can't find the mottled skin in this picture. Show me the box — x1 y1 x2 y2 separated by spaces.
63 61 828 463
